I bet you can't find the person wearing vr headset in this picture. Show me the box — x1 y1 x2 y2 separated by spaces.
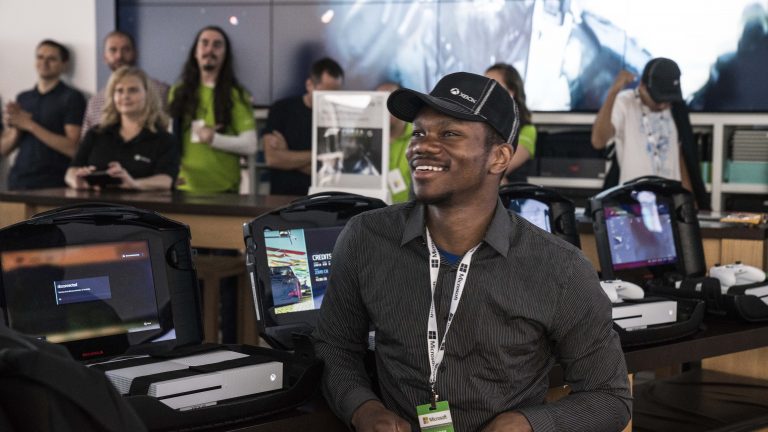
591 57 710 209
315 72 631 432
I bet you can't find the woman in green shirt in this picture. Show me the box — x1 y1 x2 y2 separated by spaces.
485 63 537 183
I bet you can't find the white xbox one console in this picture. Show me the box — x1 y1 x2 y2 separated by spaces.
98 350 283 410
611 300 678 330
600 280 677 330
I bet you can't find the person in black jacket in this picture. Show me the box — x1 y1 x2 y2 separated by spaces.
65 66 178 191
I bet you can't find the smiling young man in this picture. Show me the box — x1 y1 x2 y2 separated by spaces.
1 39 86 190
168 26 256 193
314 72 631 432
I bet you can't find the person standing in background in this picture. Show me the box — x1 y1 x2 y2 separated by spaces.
80 31 169 139
263 58 344 196
169 26 257 193
1 39 86 190
485 63 537 184
591 57 710 209
376 82 413 203
66 66 178 191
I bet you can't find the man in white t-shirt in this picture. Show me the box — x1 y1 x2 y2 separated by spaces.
591 58 692 191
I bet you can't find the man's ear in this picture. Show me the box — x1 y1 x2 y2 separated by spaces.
305 78 314 94
489 143 514 175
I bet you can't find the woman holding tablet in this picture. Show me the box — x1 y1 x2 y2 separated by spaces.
66 66 178 191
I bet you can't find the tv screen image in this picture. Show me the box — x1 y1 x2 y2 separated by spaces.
0 241 161 344
508 198 552 233
604 192 677 271
122 0 768 111
263 226 344 315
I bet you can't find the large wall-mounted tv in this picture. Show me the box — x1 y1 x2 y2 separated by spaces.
120 0 768 112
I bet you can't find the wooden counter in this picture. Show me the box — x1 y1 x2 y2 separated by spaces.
0 188 297 250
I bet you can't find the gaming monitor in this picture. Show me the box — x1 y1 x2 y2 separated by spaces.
244 193 386 349
603 198 678 271
499 183 581 248
1 241 164 346
262 226 343 315
508 198 552 233
590 177 707 283
0 205 202 362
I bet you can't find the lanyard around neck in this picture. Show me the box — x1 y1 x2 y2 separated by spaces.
425 227 480 405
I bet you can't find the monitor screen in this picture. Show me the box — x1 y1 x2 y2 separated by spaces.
508 198 552 233
263 226 344 315
0 241 162 345
604 194 677 270
123 0 768 112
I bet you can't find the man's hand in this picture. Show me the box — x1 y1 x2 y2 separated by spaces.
351 400 412 432
5 102 35 131
482 411 533 432
611 70 636 93
263 130 288 150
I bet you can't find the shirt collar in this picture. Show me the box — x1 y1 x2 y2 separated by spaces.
401 198 511 257
34 80 64 96
105 124 153 143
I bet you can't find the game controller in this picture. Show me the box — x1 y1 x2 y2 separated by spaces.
709 262 766 288
600 280 645 303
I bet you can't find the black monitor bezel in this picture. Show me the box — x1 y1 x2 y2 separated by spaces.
602 191 682 280
598 192 684 283
248 214 347 331
499 183 581 248
0 232 175 362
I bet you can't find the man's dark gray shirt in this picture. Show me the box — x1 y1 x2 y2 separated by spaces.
314 200 631 432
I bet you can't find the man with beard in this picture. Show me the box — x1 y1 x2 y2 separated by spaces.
314 72 631 431
80 31 169 139
169 26 256 193
1 39 86 190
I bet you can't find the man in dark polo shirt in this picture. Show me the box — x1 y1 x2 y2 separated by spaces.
263 58 344 196
1 39 86 190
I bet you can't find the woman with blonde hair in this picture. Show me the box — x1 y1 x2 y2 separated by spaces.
66 66 178 190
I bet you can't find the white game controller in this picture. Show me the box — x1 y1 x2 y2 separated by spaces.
600 280 645 303
709 262 766 288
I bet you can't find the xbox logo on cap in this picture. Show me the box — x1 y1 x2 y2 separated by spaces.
450 88 460 95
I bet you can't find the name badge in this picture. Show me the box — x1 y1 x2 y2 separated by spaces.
388 168 407 195
416 400 454 432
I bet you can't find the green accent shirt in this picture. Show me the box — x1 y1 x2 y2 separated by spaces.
169 84 255 193
518 124 537 157
389 122 413 203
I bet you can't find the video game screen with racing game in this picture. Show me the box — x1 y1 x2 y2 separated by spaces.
508 198 552 233
604 190 678 276
262 226 344 315
0 241 162 349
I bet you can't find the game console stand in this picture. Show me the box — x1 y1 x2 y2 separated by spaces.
589 177 707 346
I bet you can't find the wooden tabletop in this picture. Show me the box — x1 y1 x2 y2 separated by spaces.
0 188 298 218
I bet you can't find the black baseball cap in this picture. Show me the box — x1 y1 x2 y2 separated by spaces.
641 58 683 103
387 72 520 144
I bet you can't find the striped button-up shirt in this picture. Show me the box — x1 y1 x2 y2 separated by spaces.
314 200 631 431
